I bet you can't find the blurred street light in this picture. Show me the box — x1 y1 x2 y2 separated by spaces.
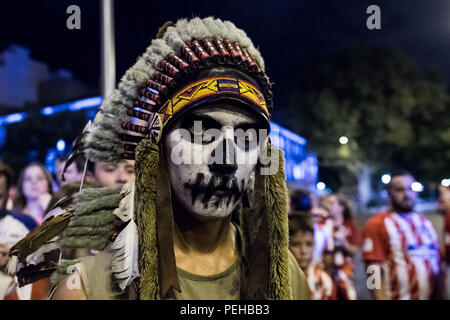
381 174 391 184
339 136 349 144
56 139 66 152
441 179 450 187
411 182 424 192
317 182 326 190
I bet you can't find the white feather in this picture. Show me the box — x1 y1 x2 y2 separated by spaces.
6 255 18 276
107 183 139 291
25 238 60 266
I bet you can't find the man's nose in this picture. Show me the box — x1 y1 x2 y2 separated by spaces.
208 138 238 175
115 168 127 185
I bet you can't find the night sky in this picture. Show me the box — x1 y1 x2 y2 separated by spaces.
1 0 449 123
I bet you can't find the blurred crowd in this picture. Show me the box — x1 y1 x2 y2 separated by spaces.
1 158 449 300
0 158 135 299
288 170 450 300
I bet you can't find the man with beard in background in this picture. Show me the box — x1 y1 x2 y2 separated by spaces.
363 170 443 300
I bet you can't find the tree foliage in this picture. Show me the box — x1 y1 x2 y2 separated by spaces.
286 46 450 184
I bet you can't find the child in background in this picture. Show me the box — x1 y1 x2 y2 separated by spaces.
289 214 337 300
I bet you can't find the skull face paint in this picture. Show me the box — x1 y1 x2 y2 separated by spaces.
163 101 268 219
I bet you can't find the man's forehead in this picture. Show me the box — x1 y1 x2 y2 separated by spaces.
192 106 258 124
391 175 414 186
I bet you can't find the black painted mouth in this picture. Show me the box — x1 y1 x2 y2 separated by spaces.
184 173 249 209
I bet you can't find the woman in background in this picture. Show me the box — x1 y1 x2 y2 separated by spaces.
13 163 53 225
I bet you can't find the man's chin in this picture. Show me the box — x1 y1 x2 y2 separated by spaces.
394 204 414 213
187 202 235 221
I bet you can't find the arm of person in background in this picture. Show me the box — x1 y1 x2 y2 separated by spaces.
342 219 363 257
362 216 389 300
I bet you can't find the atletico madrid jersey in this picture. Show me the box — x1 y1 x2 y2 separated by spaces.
362 211 440 300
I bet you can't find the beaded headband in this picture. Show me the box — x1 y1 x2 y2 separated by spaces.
120 38 272 160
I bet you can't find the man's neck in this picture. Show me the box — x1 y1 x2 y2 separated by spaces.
171 199 237 275
173 206 234 254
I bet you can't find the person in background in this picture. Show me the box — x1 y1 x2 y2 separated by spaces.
289 190 333 267
4 181 101 301
437 185 450 265
290 189 313 214
55 157 86 188
0 162 38 299
310 206 334 266
85 160 135 188
13 163 53 225
363 170 442 300
289 214 336 300
321 194 358 300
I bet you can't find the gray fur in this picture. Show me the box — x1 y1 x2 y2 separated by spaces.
60 235 111 250
74 187 122 216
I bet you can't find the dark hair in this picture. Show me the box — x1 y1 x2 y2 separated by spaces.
86 160 96 174
290 189 312 212
58 156 86 173
387 169 414 189
13 163 53 210
338 197 354 220
288 214 314 237
43 181 99 217
0 162 14 190
390 169 413 179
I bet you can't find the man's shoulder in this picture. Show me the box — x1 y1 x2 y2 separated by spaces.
366 211 391 228
0 210 37 231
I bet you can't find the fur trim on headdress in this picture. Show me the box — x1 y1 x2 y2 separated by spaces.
59 187 121 250
239 145 291 299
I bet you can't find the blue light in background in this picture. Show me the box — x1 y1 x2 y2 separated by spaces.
45 148 58 174
270 122 306 146
41 96 103 116
56 139 66 152
41 107 55 115
69 96 103 111
0 112 27 126
0 127 6 147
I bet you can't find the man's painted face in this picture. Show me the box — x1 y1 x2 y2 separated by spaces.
164 101 268 220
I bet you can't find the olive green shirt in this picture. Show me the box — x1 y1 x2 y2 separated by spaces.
71 249 310 300
165 250 310 300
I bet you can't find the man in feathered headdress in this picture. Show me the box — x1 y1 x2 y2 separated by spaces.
9 17 310 300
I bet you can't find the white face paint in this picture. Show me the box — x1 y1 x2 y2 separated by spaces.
163 102 268 220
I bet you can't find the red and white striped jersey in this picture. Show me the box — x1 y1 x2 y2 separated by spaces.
305 264 337 300
444 210 450 264
313 219 334 264
363 211 440 300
